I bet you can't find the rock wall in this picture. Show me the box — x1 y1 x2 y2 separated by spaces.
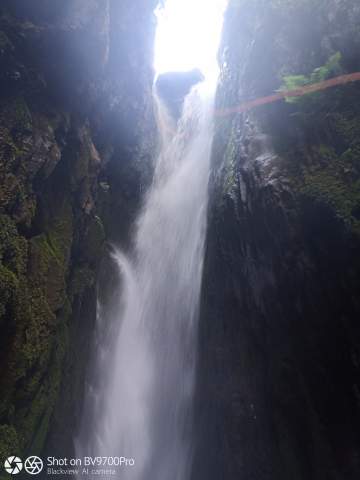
0 0 157 463
194 1 360 479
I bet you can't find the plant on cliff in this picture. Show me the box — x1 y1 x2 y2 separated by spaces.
280 108 360 235
279 52 343 103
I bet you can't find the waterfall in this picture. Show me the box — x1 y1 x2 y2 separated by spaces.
76 81 216 480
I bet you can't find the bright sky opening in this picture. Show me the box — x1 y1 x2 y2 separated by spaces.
154 0 228 79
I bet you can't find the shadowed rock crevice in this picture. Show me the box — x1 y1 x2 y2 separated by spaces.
155 68 204 118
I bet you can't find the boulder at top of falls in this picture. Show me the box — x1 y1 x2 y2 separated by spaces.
155 68 205 119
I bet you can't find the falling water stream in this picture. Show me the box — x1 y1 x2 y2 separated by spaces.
75 80 217 480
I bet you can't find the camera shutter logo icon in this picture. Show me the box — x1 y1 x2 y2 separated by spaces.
24 456 43 475
4 456 23 475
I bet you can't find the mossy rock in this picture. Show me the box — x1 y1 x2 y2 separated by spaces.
45 198 74 266
284 136 360 234
19 320 68 456
0 425 20 466
9 287 54 383
0 280 72 455
0 98 34 221
12 98 32 133
0 265 18 326
0 97 32 137
0 215 27 276
297 156 360 233
0 191 77 455
28 234 66 312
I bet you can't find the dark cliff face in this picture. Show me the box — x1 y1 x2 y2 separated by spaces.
0 0 157 462
194 1 360 479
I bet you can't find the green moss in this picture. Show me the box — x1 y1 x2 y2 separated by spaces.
29 234 66 311
12 98 32 133
279 52 342 104
0 126 19 163
9 288 54 382
16 359 56 453
2 274 73 455
2 281 69 453
0 220 27 420
0 97 32 139
0 265 18 324
0 215 28 276
0 42 103 456
46 200 73 266
0 27 106 455
0 98 33 217
287 142 360 234
22 320 69 455
0 207 73 454
330 113 360 147
0 425 20 465
0 197 75 451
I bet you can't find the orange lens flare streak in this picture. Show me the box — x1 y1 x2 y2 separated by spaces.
215 72 360 117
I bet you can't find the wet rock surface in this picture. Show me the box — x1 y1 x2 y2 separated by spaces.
193 1 360 479
0 0 157 462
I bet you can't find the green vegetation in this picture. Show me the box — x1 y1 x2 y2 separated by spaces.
279 52 342 103
265 15 360 235
0 215 27 276
0 2 107 466
0 425 19 464
13 98 33 133
0 206 73 459
0 97 34 225
293 144 360 233
279 108 360 235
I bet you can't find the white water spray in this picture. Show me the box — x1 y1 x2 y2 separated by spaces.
76 81 216 479
75 0 228 472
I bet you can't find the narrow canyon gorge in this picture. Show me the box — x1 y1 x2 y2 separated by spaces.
0 1 360 479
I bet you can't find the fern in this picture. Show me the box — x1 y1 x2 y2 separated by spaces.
279 52 342 103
